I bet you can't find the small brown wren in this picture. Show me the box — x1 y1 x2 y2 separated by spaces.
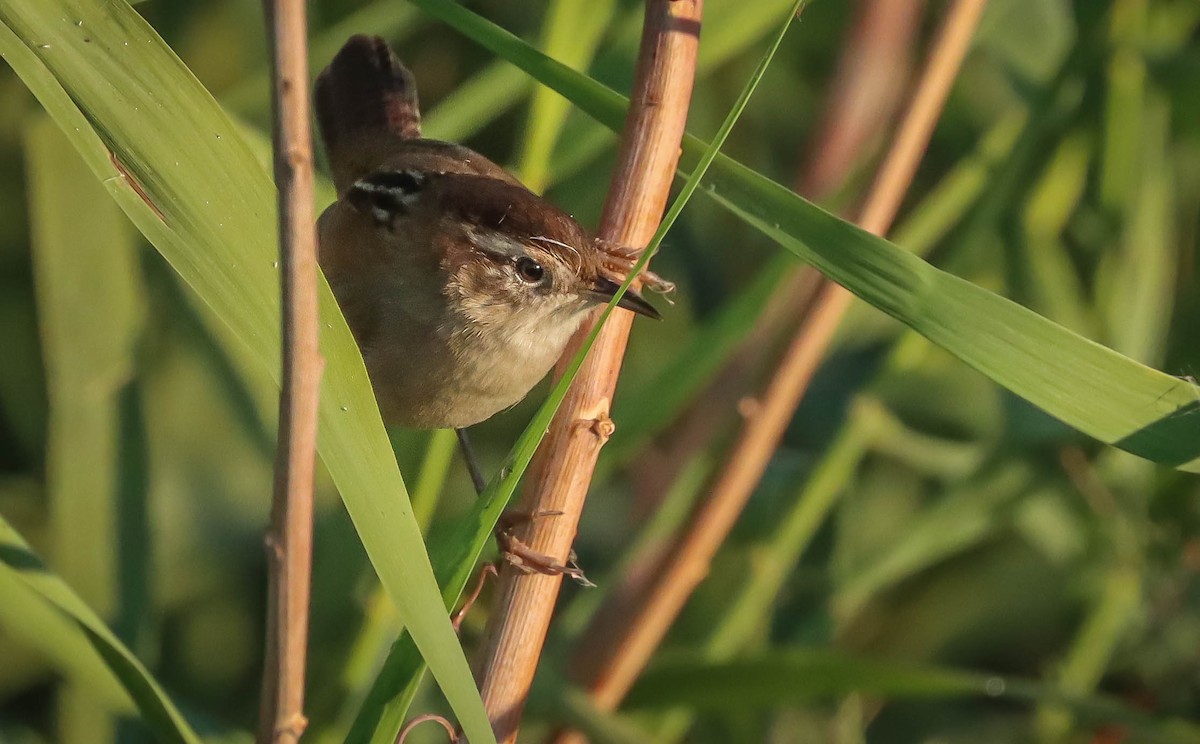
314 35 664 430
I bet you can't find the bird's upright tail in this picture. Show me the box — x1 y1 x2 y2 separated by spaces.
314 35 421 194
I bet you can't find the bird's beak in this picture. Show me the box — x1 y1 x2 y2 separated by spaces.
585 276 662 320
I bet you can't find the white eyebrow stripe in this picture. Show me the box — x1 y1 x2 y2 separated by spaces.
529 235 582 272
465 226 525 260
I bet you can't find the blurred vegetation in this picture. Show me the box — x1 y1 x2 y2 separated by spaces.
1 0 1199 742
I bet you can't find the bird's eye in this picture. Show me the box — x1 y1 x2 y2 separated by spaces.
515 257 545 284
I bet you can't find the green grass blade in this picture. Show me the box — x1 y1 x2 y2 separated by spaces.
408 0 1200 472
0 4 494 741
0 515 200 744
625 649 1200 743
0 537 133 717
346 4 803 737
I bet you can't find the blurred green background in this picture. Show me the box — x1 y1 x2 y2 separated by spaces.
1 0 1199 742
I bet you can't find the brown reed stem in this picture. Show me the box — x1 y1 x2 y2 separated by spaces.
258 0 322 741
562 0 990 728
471 2 703 741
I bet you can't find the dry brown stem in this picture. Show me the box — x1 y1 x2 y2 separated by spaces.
561 0 990 730
470 2 703 742
257 0 322 741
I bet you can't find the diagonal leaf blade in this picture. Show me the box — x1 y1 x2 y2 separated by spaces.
0 515 200 744
0 3 494 741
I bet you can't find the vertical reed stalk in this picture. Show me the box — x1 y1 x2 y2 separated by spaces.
258 0 322 740
471 2 703 741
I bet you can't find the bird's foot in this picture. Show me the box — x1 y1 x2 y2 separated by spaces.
596 241 676 301
496 510 595 587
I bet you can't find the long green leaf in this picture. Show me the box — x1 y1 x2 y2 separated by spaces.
0 515 199 744
407 0 1200 472
0 4 494 741
0 540 133 717
625 649 1200 744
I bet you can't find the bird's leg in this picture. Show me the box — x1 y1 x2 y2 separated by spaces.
454 427 487 495
453 431 593 595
